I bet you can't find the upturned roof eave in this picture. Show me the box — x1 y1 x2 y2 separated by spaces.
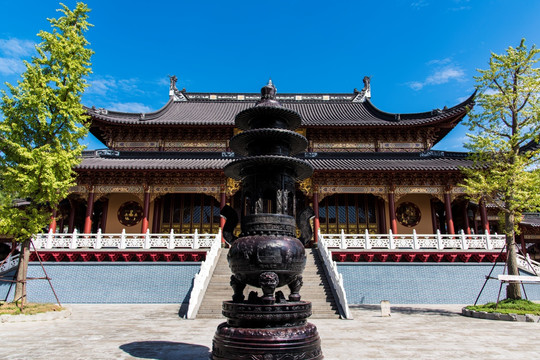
84 91 475 127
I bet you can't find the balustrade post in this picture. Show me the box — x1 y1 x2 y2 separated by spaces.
95 228 102 249
47 229 54 249
168 229 175 249
340 229 347 249
120 229 126 249
388 230 395 249
436 229 443 250
460 229 468 250
144 229 151 249
70 230 77 249
412 229 418 249
486 232 492 250
365 229 371 250
193 229 200 249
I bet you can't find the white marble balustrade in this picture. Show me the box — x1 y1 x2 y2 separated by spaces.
319 229 506 251
32 229 220 250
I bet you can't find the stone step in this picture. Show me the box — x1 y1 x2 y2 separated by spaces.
197 248 340 318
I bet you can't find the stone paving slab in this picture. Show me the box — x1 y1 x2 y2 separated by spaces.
0 304 538 359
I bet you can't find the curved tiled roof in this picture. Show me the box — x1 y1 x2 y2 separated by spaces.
521 214 540 228
87 91 474 128
306 156 473 171
76 150 472 172
77 152 230 171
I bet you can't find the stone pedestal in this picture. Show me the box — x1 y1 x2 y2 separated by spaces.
212 301 323 360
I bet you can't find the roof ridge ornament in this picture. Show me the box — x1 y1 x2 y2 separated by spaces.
352 76 372 103
168 75 188 102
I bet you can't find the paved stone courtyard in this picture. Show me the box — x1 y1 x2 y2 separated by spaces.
0 304 538 359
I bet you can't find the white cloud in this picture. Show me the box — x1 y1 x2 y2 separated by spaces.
409 81 424 91
108 102 152 113
408 61 466 91
86 76 143 96
0 57 26 75
86 77 117 96
450 6 471 11
0 38 35 57
0 38 35 77
411 0 429 9
483 88 498 96
427 58 451 66
425 66 466 85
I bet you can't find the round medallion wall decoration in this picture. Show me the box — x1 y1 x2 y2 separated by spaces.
396 202 421 227
117 201 143 226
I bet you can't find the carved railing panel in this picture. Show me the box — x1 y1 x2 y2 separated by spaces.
319 230 506 251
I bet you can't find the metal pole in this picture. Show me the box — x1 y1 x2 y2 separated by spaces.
473 245 506 306
30 240 62 307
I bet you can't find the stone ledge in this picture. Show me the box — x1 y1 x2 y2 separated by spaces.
461 307 540 323
0 308 71 323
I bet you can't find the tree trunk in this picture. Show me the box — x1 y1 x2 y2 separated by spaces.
505 213 522 300
13 239 30 307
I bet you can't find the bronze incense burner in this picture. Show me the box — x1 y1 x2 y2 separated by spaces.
211 81 323 360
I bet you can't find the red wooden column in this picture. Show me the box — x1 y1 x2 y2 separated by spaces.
49 209 57 233
68 199 76 233
462 201 471 235
152 197 161 233
444 189 455 235
377 197 387 234
479 198 490 234
220 191 226 245
141 188 151 233
100 198 109 232
83 187 95 234
313 191 320 245
430 198 438 233
388 190 398 234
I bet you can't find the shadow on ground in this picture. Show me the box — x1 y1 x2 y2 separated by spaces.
350 304 459 316
120 341 210 360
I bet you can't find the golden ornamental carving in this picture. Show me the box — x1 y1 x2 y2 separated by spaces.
298 178 312 196
226 178 241 197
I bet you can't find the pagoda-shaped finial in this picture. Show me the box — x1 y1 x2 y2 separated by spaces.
261 78 277 99
257 79 280 107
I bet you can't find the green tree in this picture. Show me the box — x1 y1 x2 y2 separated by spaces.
0 2 93 307
462 39 540 299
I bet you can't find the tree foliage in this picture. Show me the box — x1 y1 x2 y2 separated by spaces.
0 2 93 242
0 2 93 306
461 39 540 299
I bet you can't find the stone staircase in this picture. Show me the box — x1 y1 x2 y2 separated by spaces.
196 248 340 319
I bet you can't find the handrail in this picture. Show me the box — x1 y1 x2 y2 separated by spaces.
32 229 218 250
517 253 540 276
317 230 352 319
0 253 19 275
321 229 506 251
186 230 222 319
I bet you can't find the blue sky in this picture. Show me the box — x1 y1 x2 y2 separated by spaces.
1 0 539 151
